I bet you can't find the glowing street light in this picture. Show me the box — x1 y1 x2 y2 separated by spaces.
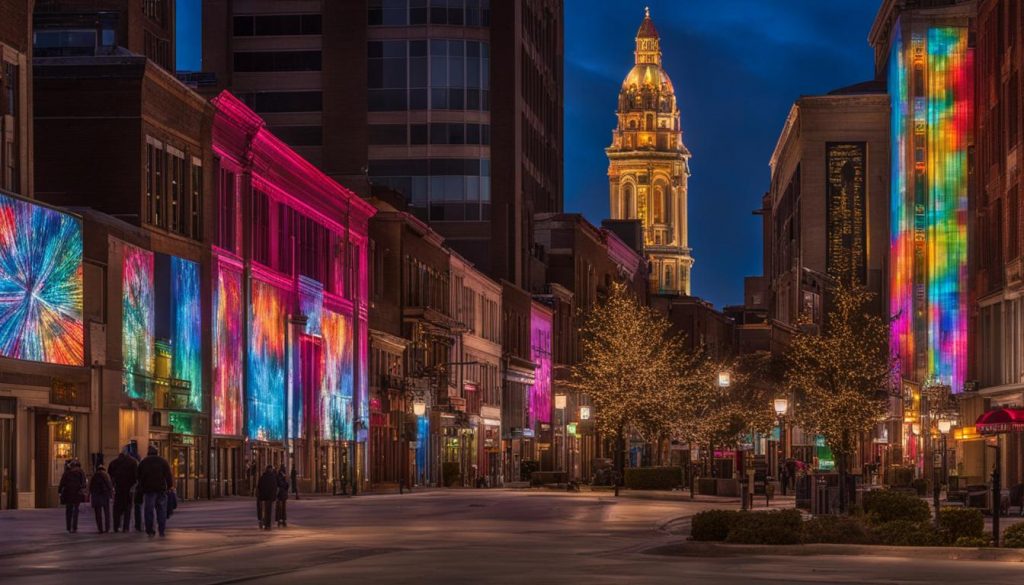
773 398 789 418
554 394 567 410
718 371 731 388
412 399 427 417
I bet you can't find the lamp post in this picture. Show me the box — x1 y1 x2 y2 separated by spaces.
554 394 567 477
937 417 951 509
773 397 789 495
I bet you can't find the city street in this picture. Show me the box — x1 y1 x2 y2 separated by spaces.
2 490 1023 585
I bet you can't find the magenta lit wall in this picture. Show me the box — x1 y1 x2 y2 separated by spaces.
529 305 553 427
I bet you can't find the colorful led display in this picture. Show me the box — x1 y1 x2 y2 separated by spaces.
889 23 972 393
171 257 202 411
213 264 243 436
528 306 553 427
122 245 155 401
0 192 84 365
321 309 354 441
247 279 287 441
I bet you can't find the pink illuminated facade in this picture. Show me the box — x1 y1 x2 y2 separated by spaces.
210 92 375 496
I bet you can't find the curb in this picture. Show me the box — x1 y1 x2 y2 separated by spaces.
644 541 1024 563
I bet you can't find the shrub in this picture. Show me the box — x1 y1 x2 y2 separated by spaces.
442 462 461 487
1003 522 1024 548
725 510 803 545
936 507 984 544
863 490 931 524
690 509 739 541
801 514 875 545
873 520 942 547
953 536 991 548
624 466 683 490
886 465 914 487
910 478 929 496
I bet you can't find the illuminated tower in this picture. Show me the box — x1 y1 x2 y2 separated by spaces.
607 7 693 295
871 0 974 393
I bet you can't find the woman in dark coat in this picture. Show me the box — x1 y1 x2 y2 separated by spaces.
275 465 290 527
58 460 87 533
88 464 114 533
257 465 278 530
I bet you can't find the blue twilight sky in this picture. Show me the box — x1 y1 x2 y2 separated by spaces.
176 1 880 308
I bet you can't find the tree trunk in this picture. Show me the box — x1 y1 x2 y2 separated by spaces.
838 432 850 514
614 427 625 496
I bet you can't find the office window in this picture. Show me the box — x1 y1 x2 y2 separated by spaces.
233 14 322 36
369 124 409 145
272 126 323 147
233 51 322 72
240 91 322 113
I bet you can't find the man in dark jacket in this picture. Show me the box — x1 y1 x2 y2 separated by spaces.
137 445 174 536
88 464 114 533
107 448 139 532
275 465 290 527
257 465 277 530
58 460 86 533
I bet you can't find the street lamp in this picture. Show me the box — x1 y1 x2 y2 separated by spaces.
773 398 789 418
937 416 952 511
772 397 790 496
718 371 731 388
554 395 567 475
413 399 427 417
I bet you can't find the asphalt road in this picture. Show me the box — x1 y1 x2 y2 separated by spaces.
1 490 1023 585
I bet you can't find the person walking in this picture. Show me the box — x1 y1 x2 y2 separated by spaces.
275 465 290 527
58 459 87 533
290 465 299 500
107 447 139 532
137 445 174 537
88 464 114 533
257 465 277 530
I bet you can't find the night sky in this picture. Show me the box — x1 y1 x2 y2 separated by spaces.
565 0 879 307
176 0 880 308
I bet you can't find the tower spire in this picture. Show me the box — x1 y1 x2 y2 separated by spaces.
635 7 661 65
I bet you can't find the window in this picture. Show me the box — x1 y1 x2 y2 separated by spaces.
233 14 322 36
1 62 20 194
190 158 203 240
251 190 271 266
146 139 166 228
368 0 411 26
143 0 167 25
239 91 322 113
233 51 322 72
367 39 488 112
216 163 237 252
271 126 323 147
369 124 408 145
168 149 186 235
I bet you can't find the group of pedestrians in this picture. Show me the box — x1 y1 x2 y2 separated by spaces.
256 464 290 529
58 445 175 536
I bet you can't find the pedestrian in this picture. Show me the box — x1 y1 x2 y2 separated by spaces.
58 459 87 533
257 465 277 530
290 465 299 500
275 464 289 527
136 445 174 537
107 446 139 533
88 464 114 533
780 465 790 496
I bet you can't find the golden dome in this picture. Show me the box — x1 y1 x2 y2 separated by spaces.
621 62 674 94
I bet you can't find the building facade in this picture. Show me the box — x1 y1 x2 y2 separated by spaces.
606 8 693 295
202 0 564 291
210 91 373 496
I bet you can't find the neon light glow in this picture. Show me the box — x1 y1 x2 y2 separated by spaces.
122 245 155 400
171 257 202 410
890 24 972 393
0 192 84 365
321 309 354 441
213 263 243 436
529 306 552 427
248 279 287 441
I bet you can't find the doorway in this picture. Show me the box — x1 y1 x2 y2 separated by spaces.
0 411 14 509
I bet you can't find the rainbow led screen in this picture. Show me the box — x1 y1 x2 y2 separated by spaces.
122 245 155 400
0 192 84 365
299 278 323 337
321 309 354 441
248 279 288 441
213 264 243 436
889 24 972 393
171 257 202 411
528 306 552 427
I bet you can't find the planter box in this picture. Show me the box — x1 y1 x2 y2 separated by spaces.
716 479 740 497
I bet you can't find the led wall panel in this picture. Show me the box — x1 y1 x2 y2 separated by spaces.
247 279 287 441
529 306 552 427
213 264 243 436
826 142 867 284
321 309 354 441
889 22 972 393
122 245 155 400
0 192 84 365
171 257 202 411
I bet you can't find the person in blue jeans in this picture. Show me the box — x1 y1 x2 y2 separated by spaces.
136 445 174 536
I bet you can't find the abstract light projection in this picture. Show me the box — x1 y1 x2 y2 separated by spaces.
122 245 155 401
889 23 972 393
248 279 287 441
528 306 553 427
171 257 202 411
213 264 243 436
0 192 84 365
321 309 354 441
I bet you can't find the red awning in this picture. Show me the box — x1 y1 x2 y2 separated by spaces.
975 408 1024 434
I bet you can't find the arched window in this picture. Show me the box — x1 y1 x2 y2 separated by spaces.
622 184 634 218
665 266 673 288
646 114 654 130
653 185 665 224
